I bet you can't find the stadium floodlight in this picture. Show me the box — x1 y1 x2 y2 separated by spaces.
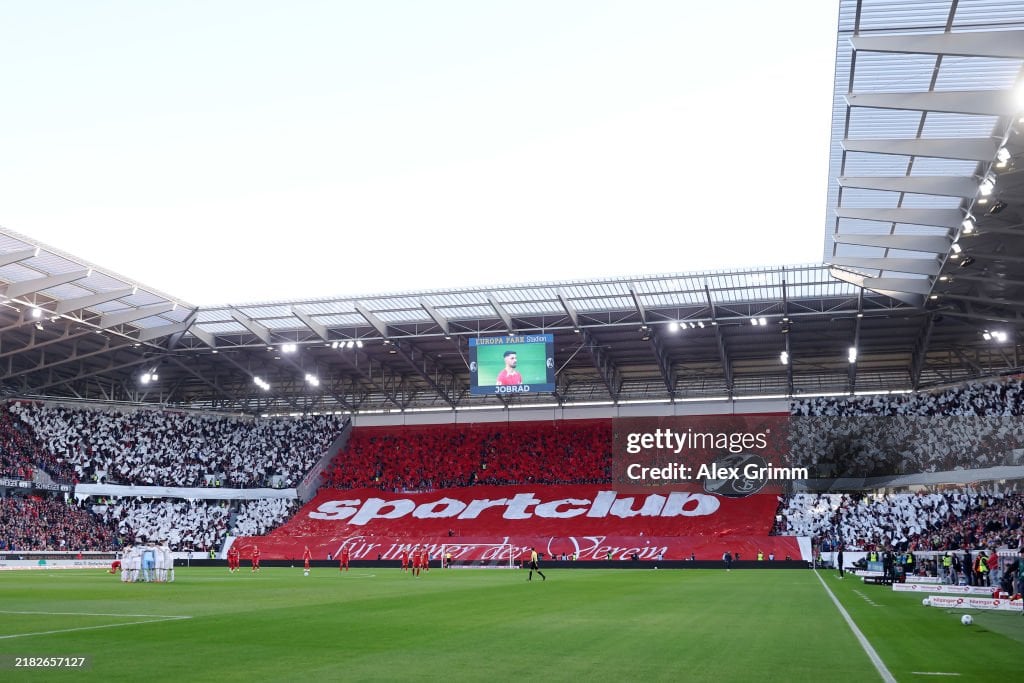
978 175 995 196
305 373 320 387
992 330 1008 343
140 373 151 384
667 321 680 333
961 218 975 234
281 343 297 354
780 351 789 365
356 340 364 349
346 340 355 349
697 321 705 328
31 307 42 319
983 331 992 341
995 147 1010 167
751 318 759 326
330 341 340 349
847 346 857 364
950 242 962 254
759 317 767 326
253 376 271 391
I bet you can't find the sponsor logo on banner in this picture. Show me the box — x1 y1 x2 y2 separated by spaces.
34 482 72 493
926 595 1023 612
893 584 994 595
0 560 111 571
251 484 787 559
308 489 722 525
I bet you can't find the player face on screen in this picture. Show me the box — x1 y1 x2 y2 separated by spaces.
495 351 523 386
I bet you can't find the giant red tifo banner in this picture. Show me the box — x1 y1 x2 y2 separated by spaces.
232 484 802 561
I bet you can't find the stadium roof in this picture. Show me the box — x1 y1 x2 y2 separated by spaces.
826 0 1024 322
1 0 1023 414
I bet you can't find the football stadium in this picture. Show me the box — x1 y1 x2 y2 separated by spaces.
2 1 1024 681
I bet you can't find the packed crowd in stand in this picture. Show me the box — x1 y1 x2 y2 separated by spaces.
788 378 1024 477
88 497 297 552
782 378 1024 553
0 495 117 551
232 498 297 537
0 409 77 482
323 420 611 491
774 486 1023 552
790 377 1024 417
0 401 339 553
909 489 1024 552
96 498 230 551
7 401 343 487
5 376 1024 557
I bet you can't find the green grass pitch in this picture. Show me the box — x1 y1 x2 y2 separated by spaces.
1 567 1021 682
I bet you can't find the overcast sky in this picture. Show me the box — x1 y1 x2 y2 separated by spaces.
0 1 839 306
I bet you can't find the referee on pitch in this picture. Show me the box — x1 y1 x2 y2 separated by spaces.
527 547 546 581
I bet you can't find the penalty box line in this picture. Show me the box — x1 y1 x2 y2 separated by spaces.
0 610 192 640
813 570 897 683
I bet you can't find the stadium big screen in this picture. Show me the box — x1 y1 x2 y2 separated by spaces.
469 334 555 395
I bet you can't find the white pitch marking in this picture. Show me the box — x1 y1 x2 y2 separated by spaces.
0 610 191 618
338 573 376 578
853 590 884 608
815 570 897 683
0 615 191 640
911 673 962 677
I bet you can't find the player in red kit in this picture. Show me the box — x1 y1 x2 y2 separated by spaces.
339 547 350 571
496 351 522 385
251 545 261 572
302 545 312 574
228 545 240 573
401 549 410 572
